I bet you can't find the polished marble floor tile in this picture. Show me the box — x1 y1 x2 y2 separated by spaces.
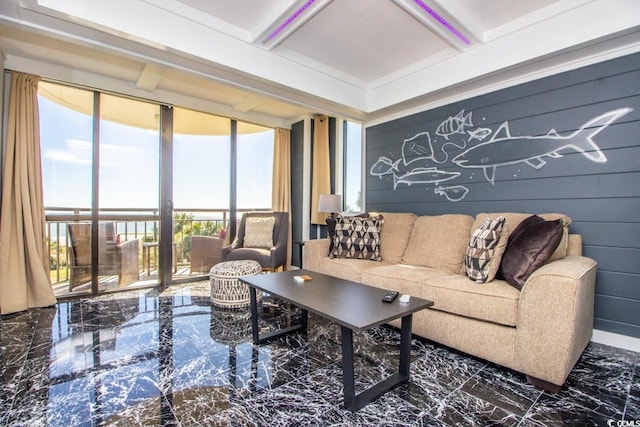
0 281 638 426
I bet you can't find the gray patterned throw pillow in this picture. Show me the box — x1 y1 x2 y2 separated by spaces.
465 217 508 283
329 214 383 261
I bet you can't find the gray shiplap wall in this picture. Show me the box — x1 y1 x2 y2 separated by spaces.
366 52 640 338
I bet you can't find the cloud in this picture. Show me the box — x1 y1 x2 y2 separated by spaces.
43 139 142 167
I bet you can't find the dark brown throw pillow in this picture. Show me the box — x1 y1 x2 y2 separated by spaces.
499 215 563 290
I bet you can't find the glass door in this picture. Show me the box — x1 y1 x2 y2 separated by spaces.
39 83 95 297
39 82 164 296
98 93 161 289
172 107 230 280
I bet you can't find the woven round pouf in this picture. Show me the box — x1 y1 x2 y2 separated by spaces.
209 260 262 309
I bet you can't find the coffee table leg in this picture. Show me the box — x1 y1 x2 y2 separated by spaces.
249 286 260 344
341 326 356 411
248 287 307 345
400 314 412 376
341 314 414 411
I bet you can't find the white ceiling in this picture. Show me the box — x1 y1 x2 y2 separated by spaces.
1 0 640 127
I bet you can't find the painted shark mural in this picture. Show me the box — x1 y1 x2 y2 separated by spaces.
452 108 632 185
369 107 633 202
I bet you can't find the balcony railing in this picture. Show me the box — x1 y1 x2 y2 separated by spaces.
45 207 268 287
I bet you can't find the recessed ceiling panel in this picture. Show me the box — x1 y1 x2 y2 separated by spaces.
278 0 452 82
177 0 293 32
438 0 559 33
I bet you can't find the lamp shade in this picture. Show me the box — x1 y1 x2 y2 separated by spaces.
317 194 342 213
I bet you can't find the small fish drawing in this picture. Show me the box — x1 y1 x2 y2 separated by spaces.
467 127 492 142
434 185 469 202
436 110 473 140
370 156 400 177
452 108 633 185
401 132 435 166
393 167 460 190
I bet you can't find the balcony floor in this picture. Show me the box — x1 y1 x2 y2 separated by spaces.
52 266 206 298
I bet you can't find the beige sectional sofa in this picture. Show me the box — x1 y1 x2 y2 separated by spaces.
303 212 596 391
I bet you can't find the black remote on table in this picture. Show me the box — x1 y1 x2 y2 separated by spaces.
382 290 399 303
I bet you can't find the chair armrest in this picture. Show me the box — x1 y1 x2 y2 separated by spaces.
269 243 287 270
515 255 596 386
302 238 330 273
117 239 140 286
221 244 234 260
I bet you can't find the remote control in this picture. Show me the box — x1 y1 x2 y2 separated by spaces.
382 290 399 303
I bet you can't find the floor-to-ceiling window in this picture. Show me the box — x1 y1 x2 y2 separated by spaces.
39 81 276 295
237 122 274 211
99 94 161 287
172 108 230 278
39 83 162 296
39 82 94 296
343 121 362 212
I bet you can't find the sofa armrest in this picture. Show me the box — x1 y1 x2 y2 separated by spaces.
302 238 330 272
515 255 596 386
567 234 582 256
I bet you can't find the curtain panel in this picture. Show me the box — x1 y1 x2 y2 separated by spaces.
0 72 56 314
272 127 292 269
311 116 330 225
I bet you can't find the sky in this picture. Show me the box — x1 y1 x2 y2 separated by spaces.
39 95 274 213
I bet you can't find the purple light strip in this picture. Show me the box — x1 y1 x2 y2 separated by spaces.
266 0 316 42
412 0 470 45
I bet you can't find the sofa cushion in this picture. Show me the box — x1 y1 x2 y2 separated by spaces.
499 216 563 290
422 275 521 327
373 212 417 263
361 264 452 297
402 214 474 274
465 217 508 283
330 214 383 261
472 213 571 262
316 257 390 283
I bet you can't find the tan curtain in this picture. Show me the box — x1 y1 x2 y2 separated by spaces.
311 115 330 225
0 72 56 315
272 127 292 269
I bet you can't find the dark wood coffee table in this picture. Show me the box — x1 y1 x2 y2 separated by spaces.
240 269 433 411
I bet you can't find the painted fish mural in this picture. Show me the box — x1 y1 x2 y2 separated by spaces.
401 132 435 166
434 185 469 202
452 108 632 184
467 127 492 142
369 106 631 202
370 156 400 177
393 167 460 190
436 109 473 140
